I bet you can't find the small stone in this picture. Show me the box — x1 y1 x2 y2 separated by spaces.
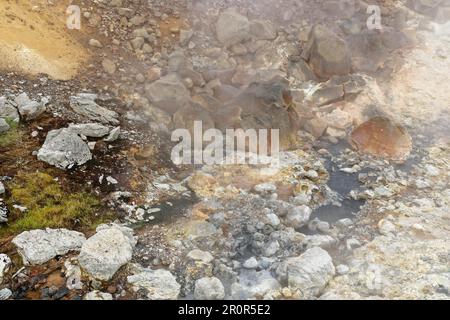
285 205 312 229
336 264 350 275
243 257 258 269
187 249 214 264
84 290 113 300
89 39 102 48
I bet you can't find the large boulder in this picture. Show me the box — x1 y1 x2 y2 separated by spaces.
69 93 119 125
145 74 191 114
12 229 86 265
276 247 335 297
303 25 351 80
37 128 92 169
216 9 251 46
0 118 10 134
194 277 225 300
127 268 181 300
78 224 136 281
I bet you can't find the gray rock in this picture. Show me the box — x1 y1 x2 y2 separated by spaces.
0 96 20 122
0 181 5 194
78 224 136 281
285 205 312 229
303 25 351 79
37 128 92 170
216 9 250 46
250 20 277 40
194 277 225 300
303 235 337 249
0 254 11 284
0 288 12 300
12 229 86 265
83 291 113 300
231 270 281 299
68 123 110 138
14 93 47 121
103 126 121 142
127 268 180 300
69 93 119 125
276 247 335 297
243 257 259 269
336 264 350 275
0 118 10 133
145 74 191 114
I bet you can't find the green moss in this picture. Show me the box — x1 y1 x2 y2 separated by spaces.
0 119 23 147
0 172 112 236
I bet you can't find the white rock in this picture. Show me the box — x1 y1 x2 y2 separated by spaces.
231 270 281 299
243 257 259 269
378 219 396 235
127 268 180 300
276 247 335 297
194 277 225 300
0 182 5 194
64 259 83 290
336 264 350 275
285 205 312 229
84 291 113 300
37 128 92 169
78 224 136 281
12 228 86 265
0 254 11 284
0 96 20 122
254 183 277 194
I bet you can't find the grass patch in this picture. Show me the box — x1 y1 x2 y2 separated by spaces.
0 172 112 236
0 119 23 147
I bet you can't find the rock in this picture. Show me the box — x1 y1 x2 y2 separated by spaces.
12 229 86 265
127 268 180 300
231 270 281 299
350 117 412 163
15 93 47 121
84 291 113 300
243 257 259 269
194 277 225 300
0 96 20 122
64 259 83 290
378 219 396 235
336 264 350 275
0 254 11 284
104 126 121 142
216 9 250 46
254 183 277 195
0 118 10 133
180 29 193 46
37 128 92 170
303 235 337 249
304 25 351 79
69 93 119 125
0 181 5 194
78 224 136 281
187 249 214 264
250 20 277 40
276 247 335 297
0 288 12 300
102 58 116 74
88 39 102 48
68 123 110 138
285 205 312 229
145 74 191 114
0 203 7 223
